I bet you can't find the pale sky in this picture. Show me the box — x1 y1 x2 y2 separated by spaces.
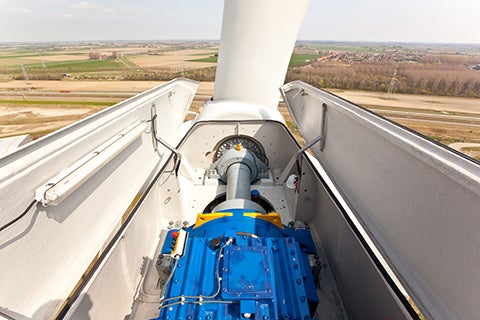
0 0 479 44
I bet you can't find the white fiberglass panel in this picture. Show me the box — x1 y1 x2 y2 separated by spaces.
0 79 198 319
282 80 480 320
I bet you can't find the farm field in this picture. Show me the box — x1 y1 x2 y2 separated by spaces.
0 80 213 139
0 42 218 81
0 79 479 160
335 90 480 160
128 49 217 69
0 41 479 161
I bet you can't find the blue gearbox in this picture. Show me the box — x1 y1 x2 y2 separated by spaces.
155 139 319 319
155 209 319 320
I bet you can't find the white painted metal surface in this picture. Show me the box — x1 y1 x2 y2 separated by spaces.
282 80 480 320
65 121 305 319
0 79 198 319
0 135 31 156
213 0 311 109
66 119 414 319
195 101 284 122
3 0 473 318
35 121 148 206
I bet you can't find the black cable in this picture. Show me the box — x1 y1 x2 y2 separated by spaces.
0 200 36 233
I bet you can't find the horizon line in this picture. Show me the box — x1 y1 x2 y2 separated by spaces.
0 39 479 47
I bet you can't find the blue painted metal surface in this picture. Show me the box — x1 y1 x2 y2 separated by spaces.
155 210 319 319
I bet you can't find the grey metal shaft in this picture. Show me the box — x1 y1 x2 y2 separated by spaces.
226 163 251 200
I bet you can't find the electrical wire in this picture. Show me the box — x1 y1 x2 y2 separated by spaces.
0 200 36 233
204 238 232 298
159 299 236 310
159 238 233 305
159 257 180 299
236 231 259 238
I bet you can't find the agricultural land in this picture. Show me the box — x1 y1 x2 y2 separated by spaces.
0 40 479 161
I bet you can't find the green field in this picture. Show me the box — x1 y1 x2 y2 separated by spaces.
189 53 320 67
289 53 320 67
0 53 56 59
23 59 124 70
188 56 218 63
189 52 218 56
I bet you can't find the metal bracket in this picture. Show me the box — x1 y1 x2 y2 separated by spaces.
151 103 158 152
319 102 327 151
278 134 324 185
150 102 182 175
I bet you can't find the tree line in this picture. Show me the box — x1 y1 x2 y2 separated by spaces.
7 51 480 98
286 54 480 98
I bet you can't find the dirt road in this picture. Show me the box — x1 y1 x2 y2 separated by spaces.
0 81 479 158
333 90 480 115
0 80 215 97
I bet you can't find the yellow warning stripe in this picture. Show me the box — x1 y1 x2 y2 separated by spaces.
193 211 284 230
194 212 234 228
243 212 284 230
